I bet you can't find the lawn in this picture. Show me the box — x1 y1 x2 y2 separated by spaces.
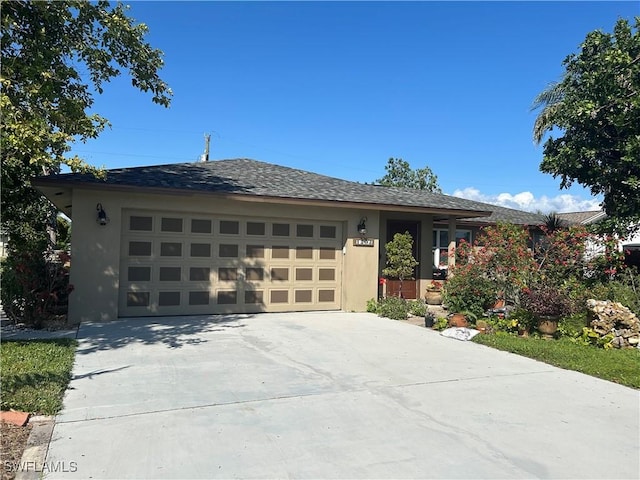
1 339 77 415
473 333 640 389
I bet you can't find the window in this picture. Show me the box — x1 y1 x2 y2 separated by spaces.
432 229 472 267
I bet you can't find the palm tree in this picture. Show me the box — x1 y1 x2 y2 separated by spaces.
542 212 567 232
531 78 566 145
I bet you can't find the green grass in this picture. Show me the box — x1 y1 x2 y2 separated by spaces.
1 339 77 415
473 333 640 389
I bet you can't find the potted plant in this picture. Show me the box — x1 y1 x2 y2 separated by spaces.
448 310 478 328
424 311 435 328
424 280 443 305
521 284 572 338
382 232 419 298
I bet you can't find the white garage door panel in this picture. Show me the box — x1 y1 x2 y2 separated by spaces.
119 210 343 317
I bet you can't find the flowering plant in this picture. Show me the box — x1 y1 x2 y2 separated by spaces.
425 281 443 292
520 284 572 318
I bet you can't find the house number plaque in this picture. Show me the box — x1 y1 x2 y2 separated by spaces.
353 238 374 247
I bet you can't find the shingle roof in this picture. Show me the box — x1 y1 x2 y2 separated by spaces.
33 158 545 224
460 203 546 226
35 158 496 215
557 210 605 225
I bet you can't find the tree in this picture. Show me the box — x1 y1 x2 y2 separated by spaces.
531 17 640 236
56 216 72 251
1 1 171 324
375 158 441 192
382 232 419 298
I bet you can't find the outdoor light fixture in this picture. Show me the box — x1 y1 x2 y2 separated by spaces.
96 203 109 226
357 217 367 236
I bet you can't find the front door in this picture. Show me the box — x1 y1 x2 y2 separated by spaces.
384 220 420 299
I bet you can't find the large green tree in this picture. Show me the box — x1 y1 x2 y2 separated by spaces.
375 157 441 192
1 1 171 323
1 0 172 243
532 17 640 236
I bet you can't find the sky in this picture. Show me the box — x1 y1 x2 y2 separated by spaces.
70 0 640 214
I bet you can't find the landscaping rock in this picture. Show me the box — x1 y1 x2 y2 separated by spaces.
586 299 640 348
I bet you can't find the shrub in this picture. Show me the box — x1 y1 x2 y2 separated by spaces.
586 267 640 316
558 313 589 338
408 300 427 317
433 317 449 330
366 298 380 314
375 296 410 320
442 273 496 318
520 283 572 318
483 315 521 335
0 251 73 328
570 327 615 349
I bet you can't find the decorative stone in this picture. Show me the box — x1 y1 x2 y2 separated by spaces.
586 299 640 349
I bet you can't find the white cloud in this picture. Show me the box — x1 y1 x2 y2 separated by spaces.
451 187 602 213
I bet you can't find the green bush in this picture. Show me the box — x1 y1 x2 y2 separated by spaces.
377 296 410 320
558 313 589 338
442 274 496 318
597 267 639 315
0 251 73 328
366 298 380 314
368 297 428 320
408 300 427 317
570 327 615 349
433 317 449 330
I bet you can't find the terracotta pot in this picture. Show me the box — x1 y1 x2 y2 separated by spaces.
537 315 560 339
425 291 443 305
448 313 468 328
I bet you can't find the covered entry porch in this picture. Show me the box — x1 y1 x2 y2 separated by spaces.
378 213 474 300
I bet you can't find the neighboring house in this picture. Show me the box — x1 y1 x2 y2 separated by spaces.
558 210 640 267
33 158 546 322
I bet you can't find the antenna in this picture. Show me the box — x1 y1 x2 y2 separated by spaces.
200 133 211 162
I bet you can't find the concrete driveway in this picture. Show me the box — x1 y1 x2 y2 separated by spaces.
45 312 639 479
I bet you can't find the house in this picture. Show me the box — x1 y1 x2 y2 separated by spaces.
33 158 546 322
558 210 640 268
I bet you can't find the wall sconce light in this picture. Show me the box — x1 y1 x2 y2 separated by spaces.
357 217 367 236
96 203 109 226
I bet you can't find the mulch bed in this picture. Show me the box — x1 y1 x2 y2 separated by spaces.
1 421 33 480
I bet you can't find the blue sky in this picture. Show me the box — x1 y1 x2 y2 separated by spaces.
72 1 639 213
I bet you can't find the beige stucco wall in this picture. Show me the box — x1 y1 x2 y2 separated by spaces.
68 188 380 322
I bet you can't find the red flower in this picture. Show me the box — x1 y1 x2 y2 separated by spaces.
379 277 387 285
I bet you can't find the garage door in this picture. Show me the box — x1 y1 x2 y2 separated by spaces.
119 210 343 317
